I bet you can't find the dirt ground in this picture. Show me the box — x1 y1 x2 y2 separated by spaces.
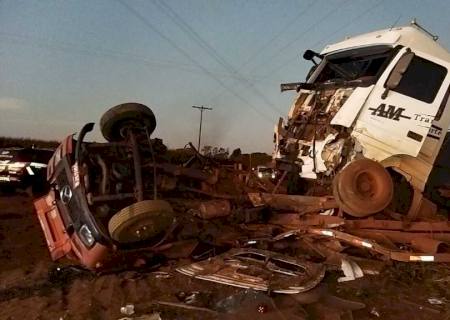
0 194 449 320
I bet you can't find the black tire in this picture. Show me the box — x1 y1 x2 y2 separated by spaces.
100 103 156 142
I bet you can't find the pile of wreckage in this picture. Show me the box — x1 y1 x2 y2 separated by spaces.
34 21 450 318
33 102 449 318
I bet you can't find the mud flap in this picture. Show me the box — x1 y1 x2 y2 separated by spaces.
34 191 72 260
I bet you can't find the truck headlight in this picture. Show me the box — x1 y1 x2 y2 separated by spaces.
257 172 263 178
79 224 95 247
271 173 276 179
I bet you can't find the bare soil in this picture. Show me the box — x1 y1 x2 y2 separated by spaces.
0 194 449 319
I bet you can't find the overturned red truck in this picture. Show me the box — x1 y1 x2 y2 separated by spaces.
34 103 225 269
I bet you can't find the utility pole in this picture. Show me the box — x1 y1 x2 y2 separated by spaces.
192 105 212 152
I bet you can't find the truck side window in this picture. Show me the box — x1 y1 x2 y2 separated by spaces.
392 56 447 103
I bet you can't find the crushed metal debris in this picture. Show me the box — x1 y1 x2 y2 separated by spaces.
24 21 450 319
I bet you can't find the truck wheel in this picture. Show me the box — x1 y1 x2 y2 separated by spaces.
333 159 393 217
100 103 156 142
108 200 174 244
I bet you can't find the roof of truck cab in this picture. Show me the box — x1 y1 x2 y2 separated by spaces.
321 25 450 62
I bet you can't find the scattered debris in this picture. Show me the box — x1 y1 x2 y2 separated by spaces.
196 200 232 219
119 314 161 320
151 271 172 279
152 300 219 315
428 297 445 305
177 248 326 294
120 303 135 316
370 306 381 317
25 20 450 320
338 259 364 282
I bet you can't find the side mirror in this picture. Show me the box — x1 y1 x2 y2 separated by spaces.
383 50 415 98
303 49 316 61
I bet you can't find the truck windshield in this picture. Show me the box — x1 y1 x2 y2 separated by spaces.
313 46 396 84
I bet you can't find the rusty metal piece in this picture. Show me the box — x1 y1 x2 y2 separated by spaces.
128 130 143 202
95 155 108 195
269 214 450 232
154 240 199 259
180 186 235 199
349 257 386 275
248 193 337 214
160 175 177 191
144 162 217 184
411 238 446 253
177 248 326 294
344 219 450 232
332 159 393 217
414 196 438 220
269 214 344 229
197 200 231 219
151 300 218 315
350 229 450 244
406 187 434 220
299 236 385 275
304 228 450 262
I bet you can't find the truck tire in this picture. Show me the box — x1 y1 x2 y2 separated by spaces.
100 103 156 142
333 159 393 217
108 200 174 244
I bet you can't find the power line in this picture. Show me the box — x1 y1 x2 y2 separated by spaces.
0 32 270 83
244 0 352 75
115 0 275 123
153 0 283 115
202 0 318 105
236 0 318 71
259 0 385 78
205 0 350 105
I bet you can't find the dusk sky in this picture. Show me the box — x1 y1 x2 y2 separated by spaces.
1 0 450 152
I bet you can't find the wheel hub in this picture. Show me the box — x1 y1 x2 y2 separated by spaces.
333 159 394 217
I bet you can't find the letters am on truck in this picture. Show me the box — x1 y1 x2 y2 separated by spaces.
274 22 450 217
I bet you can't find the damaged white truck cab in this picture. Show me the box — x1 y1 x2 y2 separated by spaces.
274 23 450 217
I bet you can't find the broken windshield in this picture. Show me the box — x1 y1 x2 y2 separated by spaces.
312 46 397 84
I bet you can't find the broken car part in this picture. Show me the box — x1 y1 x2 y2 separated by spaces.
176 248 326 294
197 200 232 219
248 193 337 214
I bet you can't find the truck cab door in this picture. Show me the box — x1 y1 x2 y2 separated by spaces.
353 47 450 160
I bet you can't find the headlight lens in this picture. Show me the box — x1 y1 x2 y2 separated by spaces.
257 172 263 178
271 173 276 179
79 224 95 247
